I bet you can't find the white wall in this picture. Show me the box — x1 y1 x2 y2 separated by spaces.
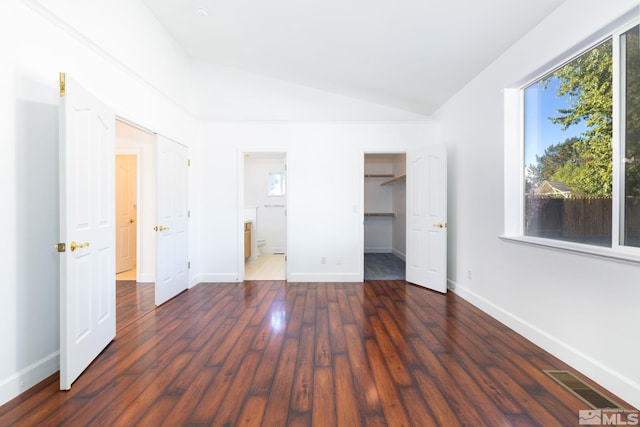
192 62 429 121
25 0 195 115
435 0 640 409
0 0 198 406
196 122 437 283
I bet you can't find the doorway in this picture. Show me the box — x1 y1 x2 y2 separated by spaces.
243 152 287 280
114 120 156 330
363 153 407 280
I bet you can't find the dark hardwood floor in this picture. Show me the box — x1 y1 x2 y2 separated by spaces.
116 280 155 333
0 281 635 426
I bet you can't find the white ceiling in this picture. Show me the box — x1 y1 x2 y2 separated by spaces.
142 0 565 115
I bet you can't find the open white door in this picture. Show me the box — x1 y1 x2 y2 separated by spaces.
58 74 116 390
155 135 189 306
115 155 137 273
406 144 447 293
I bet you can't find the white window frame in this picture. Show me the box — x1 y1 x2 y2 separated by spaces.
267 171 286 197
502 14 640 264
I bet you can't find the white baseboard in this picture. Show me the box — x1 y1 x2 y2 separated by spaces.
287 273 362 282
138 273 154 283
364 248 406 260
0 351 59 406
391 248 406 261
191 273 241 284
263 247 286 254
448 279 640 410
192 272 363 283
364 247 392 253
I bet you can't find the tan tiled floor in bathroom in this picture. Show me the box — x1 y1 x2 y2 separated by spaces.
245 253 286 280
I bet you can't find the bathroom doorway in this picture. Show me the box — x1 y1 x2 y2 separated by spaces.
243 152 287 280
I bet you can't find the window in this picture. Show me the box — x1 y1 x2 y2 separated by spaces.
511 18 640 257
621 24 640 247
523 39 613 246
267 172 286 196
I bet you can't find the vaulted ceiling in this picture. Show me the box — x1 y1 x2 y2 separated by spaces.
142 0 566 115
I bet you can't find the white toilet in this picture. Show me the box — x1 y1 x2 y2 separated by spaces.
257 240 266 256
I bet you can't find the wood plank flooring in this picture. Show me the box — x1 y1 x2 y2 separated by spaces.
0 281 635 426
116 280 155 333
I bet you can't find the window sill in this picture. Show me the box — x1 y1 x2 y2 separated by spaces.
499 235 640 265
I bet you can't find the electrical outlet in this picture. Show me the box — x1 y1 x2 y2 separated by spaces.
467 270 472 280
321 257 327 264
336 257 342 265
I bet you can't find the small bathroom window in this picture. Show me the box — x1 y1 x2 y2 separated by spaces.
267 172 286 196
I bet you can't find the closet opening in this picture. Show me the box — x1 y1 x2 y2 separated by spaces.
364 153 406 280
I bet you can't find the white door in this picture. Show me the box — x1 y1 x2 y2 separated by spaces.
155 135 189 305
115 155 137 273
406 144 447 293
58 74 116 390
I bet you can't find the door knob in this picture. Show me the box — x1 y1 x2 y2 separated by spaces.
432 222 447 228
69 241 90 251
129 218 135 223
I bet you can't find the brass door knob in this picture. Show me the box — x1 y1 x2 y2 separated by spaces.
129 218 135 223
69 241 90 251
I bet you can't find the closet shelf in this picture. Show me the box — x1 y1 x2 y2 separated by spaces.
364 213 396 217
380 173 406 186
364 174 394 178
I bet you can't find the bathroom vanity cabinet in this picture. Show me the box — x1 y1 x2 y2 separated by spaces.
244 221 252 259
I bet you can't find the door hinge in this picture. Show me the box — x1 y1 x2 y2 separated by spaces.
285 255 287 262
54 242 66 252
188 210 191 218
59 72 65 97
188 159 191 167
188 261 191 269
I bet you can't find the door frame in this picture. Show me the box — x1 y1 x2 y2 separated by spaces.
237 149 290 281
